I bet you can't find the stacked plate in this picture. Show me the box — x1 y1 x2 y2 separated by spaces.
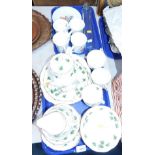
80 106 121 152
37 105 81 151
40 53 92 104
32 70 42 121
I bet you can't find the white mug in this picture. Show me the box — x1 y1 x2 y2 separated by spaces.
91 68 111 89
53 32 70 53
71 32 87 54
53 18 69 32
69 18 85 33
82 84 105 107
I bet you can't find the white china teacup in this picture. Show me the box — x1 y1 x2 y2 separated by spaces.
53 32 70 53
82 84 105 107
53 18 69 32
49 53 75 86
69 18 85 33
91 68 111 89
71 32 87 54
86 49 106 69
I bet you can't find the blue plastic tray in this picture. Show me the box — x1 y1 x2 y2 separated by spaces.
99 16 122 59
41 6 111 155
51 6 101 55
41 89 111 155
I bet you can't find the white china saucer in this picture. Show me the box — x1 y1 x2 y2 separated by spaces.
52 6 81 22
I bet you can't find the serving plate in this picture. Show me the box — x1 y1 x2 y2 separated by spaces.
80 106 121 152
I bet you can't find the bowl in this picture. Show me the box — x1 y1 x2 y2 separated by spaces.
82 84 105 107
91 68 111 88
86 50 106 69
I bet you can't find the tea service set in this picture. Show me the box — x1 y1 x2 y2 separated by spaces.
37 48 121 152
36 7 121 153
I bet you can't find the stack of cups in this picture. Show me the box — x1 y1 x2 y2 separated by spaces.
52 18 87 54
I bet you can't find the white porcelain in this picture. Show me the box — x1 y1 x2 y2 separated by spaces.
91 68 111 88
82 84 105 107
80 106 122 152
36 111 67 136
86 49 106 69
53 18 69 32
42 132 80 151
42 105 81 142
69 18 85 33
39 105 81 151
40 54 91 104
52 6 81 22
71 32 87 54
53 32 70 53
50 53 73 76
49 53 75 87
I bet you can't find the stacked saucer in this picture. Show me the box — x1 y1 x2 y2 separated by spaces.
40 53 92 104
37 105 81 151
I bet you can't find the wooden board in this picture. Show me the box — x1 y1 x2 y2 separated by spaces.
33 0 97 6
